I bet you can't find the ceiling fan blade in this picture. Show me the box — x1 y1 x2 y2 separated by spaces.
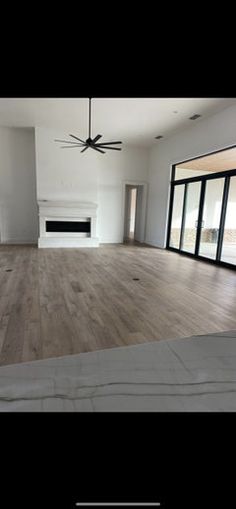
61 144 84 148
81 146 89 153
55 139 84 144
91 134 102 143
69 134 86 143
95 141 122 146
98 146 121 151
91 145 106 154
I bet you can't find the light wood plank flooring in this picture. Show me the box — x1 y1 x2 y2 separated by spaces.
0 243 236 366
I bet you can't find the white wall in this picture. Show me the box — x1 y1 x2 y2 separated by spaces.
35 127 99 203
145 104 236 248
134 185 147 243
0 127 38 243
35 127 148 243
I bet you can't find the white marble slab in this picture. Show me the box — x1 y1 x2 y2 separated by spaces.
0 330 236 411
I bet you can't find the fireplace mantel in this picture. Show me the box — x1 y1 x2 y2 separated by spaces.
38 199 98 209
38 200 99 248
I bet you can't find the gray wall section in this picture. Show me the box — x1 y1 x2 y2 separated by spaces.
0 127 38 243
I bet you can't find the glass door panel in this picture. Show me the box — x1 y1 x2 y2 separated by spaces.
199 178 225 260
182 181 201 253
221 176 236 265
169 185 185 249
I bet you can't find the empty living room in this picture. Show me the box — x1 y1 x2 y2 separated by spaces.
1 96 236 412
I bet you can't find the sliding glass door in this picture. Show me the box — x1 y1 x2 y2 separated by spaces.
198 178 225 260
181 181 201 254
221 176 236 264
169 185 185 249
167 168 236 269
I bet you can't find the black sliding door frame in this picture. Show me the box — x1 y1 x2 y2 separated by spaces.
216 177 230 261
179 184 188 251
166 164 236 271
195 180 206 257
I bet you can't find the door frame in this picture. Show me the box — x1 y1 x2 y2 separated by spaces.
166 163 236 270
122 180 148 243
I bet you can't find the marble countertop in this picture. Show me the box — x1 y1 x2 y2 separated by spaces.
0 330 236 411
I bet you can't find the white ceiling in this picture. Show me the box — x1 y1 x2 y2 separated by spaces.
0 98 235 147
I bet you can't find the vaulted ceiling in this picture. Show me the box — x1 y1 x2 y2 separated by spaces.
0 98 235 148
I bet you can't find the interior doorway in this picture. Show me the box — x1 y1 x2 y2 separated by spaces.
123 183 147 243
125 186 138 240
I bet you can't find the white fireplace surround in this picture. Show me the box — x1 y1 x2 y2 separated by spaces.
38 200 99 248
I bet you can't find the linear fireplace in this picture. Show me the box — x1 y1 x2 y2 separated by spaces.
46 220 91 234
38 200 99 248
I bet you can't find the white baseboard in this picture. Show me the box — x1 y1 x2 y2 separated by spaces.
1 238 37 245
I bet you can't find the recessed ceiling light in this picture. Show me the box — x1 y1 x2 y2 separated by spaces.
155 135 163 140
189 114 202 120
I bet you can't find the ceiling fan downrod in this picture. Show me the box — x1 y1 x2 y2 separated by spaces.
54 98 122 154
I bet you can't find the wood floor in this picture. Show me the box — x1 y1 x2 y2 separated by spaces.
0 243 236 366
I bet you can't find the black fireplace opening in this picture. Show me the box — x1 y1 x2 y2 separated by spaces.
46 220 91 233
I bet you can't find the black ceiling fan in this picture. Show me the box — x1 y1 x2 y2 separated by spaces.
55 98 122 154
